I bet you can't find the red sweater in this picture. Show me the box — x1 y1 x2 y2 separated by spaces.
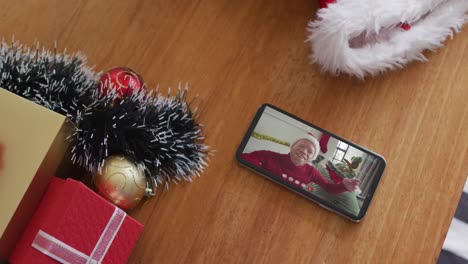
241 150 347 194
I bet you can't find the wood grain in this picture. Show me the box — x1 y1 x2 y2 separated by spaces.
1 0 467 263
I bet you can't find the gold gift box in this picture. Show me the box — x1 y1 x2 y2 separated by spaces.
0 89 72 258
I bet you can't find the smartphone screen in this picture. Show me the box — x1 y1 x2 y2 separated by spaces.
236 104 386 221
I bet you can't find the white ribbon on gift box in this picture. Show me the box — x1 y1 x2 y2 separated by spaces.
31 207 126 264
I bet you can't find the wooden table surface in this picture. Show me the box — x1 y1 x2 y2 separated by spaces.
2 1 467 263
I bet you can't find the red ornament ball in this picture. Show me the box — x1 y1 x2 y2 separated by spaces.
98 67 145 98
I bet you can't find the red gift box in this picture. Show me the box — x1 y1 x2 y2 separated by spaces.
9 178 143 263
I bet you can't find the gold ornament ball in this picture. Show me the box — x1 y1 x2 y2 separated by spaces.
94 155 147 211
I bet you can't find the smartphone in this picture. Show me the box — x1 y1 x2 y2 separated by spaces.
236 104 386 222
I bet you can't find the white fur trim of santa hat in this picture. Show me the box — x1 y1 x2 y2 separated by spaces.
291 133 320 160
307 0 468 78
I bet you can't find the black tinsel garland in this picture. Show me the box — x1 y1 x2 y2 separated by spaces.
0 40 209 189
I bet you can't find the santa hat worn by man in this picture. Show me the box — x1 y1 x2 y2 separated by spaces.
291 133 321 161
292 133 355 189
307 0 468 78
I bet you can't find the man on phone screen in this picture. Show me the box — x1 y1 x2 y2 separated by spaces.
241 133 360 194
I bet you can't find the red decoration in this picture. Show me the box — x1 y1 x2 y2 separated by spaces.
319 0 411 30
400 22 411 31
325 165 343 184
10 178 143 263
319 133 330 154
98 67 145 98
319 0 335 8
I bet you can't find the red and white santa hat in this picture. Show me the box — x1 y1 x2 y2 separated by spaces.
291 133 321 160
307 0 468 78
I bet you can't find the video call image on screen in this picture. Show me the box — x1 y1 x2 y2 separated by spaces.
240 106 383 216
